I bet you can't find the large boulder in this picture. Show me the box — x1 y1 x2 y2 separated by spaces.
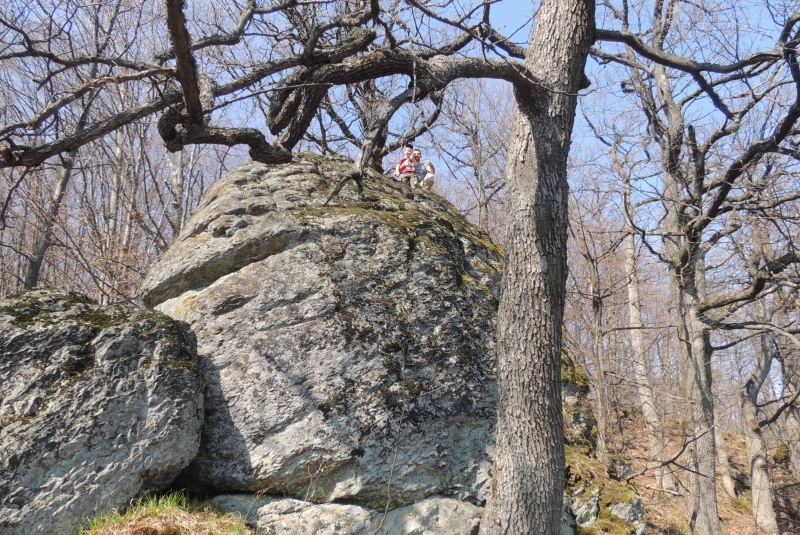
0 288 203 535
141 153 503 506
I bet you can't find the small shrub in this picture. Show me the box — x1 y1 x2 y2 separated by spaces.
773 444 791 465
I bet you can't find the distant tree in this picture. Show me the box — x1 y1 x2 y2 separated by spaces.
433 79 509 240
592 3 800 533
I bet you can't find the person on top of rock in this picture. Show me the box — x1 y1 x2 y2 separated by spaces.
394 143 416 187
411 148 436 191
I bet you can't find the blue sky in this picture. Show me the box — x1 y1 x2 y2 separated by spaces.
489 1 533 46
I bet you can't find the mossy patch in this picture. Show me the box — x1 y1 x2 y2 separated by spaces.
566 445 641 534
77 309 117 330
730 492 753 515
773 444 790 464
164 360 200 373
0 288 123 331
562 350 590 393
285 175 503 273
361 483 420 511
0 414 37 428
578 508 634 535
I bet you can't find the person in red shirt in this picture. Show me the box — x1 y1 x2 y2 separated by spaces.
394 144 416 186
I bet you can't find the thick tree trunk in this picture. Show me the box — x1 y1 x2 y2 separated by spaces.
669 246 721 535
624 230 675 491
663 166 721 535
478 1 594 533
682 301 722 535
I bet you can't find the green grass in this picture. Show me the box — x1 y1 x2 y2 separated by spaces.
79 491 256 535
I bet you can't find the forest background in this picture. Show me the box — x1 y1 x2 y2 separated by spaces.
2 1 800 534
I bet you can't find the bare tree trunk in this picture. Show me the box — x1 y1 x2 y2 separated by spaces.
740 328 781 535
714 407 738 499
624 229 675 490
777 301 800 480
23 159 75 289
475 164 489 231
468 128 490 231
671 255 721 535
588 255 611 466
784 402 800 479
168 149 186 238
479 1 594 533
23 89 96 289
686 308 722 535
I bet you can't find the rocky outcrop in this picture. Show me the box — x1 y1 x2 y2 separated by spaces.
560 351 648 535
211 494 482 535
141 153 503 507
561 350 596 449
0 288 203 535
610 498 647 534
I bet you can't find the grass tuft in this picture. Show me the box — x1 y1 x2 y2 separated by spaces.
79 491 256 535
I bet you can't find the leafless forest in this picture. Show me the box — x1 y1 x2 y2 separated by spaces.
2 1 800 533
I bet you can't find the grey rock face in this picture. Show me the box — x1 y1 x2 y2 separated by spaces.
0 288 203 535
561 352 596 449
141 153 503 506
609 497 644 523
561 492 577 535
610 497 647 535
211 494 482 535
571 488 600 526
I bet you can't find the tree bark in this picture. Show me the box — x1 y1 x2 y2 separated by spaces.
782 383 800 480
168 149 187 238
651 46 722 531
776 297 800 480
479 1 594 533
679 274 722 535
468 128 490 232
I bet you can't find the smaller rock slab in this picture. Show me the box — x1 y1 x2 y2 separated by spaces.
0 289 204 535
211 494 482 535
